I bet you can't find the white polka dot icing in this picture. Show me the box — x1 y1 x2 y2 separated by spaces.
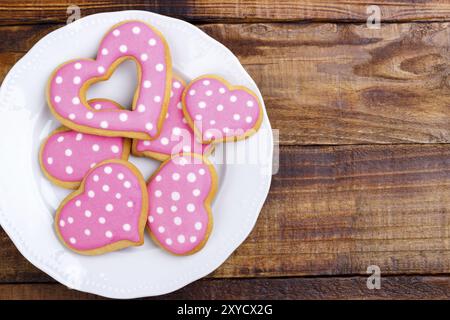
182 76 263 143
47 20 171 140
55 160 148 254
133 77 213 160
40 100 130 188
147 154 217 255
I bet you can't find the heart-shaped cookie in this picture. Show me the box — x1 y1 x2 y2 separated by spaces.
55 159 148 255
40 99 130 189
132 76 213 161
182 75 263 143
47 20 172 140
147 153 217 255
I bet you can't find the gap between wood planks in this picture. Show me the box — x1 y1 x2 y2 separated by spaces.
2 20 450 28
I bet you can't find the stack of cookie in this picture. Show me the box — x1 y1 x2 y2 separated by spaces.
39 21 262 256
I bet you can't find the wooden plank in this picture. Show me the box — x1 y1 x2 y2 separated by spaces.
2 144 450 281
1 1 450 25
1 23 450 144
1 276 450 299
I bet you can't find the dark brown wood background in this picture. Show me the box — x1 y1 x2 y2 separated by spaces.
1 0 450 299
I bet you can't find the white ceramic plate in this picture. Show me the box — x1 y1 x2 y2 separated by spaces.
0 11 273 299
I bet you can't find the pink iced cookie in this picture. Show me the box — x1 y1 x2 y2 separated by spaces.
182 75 263 143
40 99 130 189
47 20 172 140
132 77 213 161
55 160 148 255
147 154 217 255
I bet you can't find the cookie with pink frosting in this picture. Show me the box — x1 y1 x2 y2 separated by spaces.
147 153 217 255
182 75 263 143
47 20 172 140
40 99 130 189
55 159 148 255
132 76 213 161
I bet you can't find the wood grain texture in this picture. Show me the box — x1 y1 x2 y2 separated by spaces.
1 0 450 25
2 144 450 281
1 23 449 144
0 276 449 299
1 2 450 300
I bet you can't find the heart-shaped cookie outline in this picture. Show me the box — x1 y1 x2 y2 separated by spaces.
54 159 149 255
181 74 264 144
131 75 214 161
39 99 131 189
46 20 172 141
146 153 218 255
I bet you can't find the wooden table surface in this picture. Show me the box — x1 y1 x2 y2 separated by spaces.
1 0 450 300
